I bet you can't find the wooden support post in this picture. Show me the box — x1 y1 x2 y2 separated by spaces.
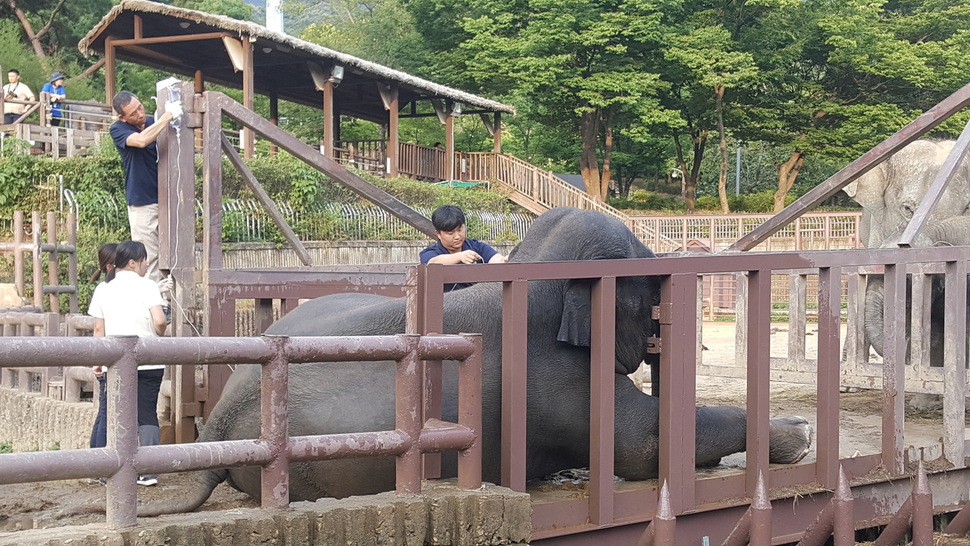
242 36 255 158
445 104 455 181
322 80 334 158
387 85 399 177
105 36 116 104
493 112 502 153
269 92 279 156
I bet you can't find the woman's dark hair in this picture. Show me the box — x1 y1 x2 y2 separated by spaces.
431 204 466 232
90 243 118 282
113 240 148 278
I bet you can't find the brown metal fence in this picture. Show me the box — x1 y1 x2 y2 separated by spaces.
0 333 483 529
0 210 78 313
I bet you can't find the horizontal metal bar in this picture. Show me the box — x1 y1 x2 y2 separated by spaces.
0 449 121 484
287 431 412 462
0 337 124 367
134 440 274 474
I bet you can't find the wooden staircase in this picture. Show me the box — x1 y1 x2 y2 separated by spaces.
459 152 671 245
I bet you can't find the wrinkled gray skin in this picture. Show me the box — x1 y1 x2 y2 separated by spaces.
141 208 812 516
844 140 970 367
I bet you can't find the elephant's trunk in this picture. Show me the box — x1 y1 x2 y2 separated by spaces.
137 468 228 516
864 277 886 357
917 216 970 247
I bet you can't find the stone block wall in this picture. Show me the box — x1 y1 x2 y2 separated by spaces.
0 387 94 451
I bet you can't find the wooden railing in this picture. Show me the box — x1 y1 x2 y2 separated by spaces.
399 142 448 180
458 152 663 243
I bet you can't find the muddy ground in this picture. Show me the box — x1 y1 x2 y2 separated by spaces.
0 322 960 536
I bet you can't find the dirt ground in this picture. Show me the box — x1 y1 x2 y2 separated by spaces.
0 322 960 536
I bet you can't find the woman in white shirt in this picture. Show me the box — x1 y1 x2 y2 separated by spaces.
88 243 117 452
87 240 166 486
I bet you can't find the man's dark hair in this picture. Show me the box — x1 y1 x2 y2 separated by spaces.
112 90 138 115
431 205 466 232
7 69 19 76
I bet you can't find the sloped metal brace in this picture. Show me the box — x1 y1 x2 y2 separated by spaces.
944 493 970 534
832 468 856 545
911 461 934 546
723 472 771 546
637 480 676 546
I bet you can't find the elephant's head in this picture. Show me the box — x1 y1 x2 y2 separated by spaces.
509 208 660 375
845 139 970 249
845 141 970 366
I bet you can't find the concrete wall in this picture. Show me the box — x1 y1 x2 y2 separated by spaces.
0 387 94 451
7 481 531 545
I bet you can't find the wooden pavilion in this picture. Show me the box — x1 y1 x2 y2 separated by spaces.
78 0 515 177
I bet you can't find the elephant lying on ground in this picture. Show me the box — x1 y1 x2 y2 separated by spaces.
844 140 970 408
142 208 812 515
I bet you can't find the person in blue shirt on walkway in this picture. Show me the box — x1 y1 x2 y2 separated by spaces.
41 72 66 127
419 204 506 291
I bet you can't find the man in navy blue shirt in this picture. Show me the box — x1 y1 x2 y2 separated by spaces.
420 205 507 291
110 91 181 282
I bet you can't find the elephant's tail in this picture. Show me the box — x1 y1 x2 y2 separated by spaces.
137 468 229 517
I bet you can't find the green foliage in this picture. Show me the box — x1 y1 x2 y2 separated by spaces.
0 441 10 454
171 0 253 20
608 190 684 213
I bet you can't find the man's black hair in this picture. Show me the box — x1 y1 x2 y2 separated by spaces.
7 69 19 76
431 205 466 232
112 90 138 116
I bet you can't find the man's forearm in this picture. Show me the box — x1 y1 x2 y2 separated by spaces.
126 112 173 148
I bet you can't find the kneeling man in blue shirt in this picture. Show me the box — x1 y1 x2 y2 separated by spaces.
420 205 507 291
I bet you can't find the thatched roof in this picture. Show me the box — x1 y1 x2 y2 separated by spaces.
79 0 514 122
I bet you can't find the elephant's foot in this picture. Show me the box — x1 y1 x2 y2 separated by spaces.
768 416 813 464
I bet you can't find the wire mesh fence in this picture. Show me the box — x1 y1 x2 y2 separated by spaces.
55 190 534 243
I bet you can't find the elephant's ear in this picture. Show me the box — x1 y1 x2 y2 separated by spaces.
844 163 889 208
557 279 591 347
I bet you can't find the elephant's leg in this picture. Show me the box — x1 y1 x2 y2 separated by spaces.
694 406 812 466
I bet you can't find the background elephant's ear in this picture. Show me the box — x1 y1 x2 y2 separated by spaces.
557 279 591 347
845 163 889 208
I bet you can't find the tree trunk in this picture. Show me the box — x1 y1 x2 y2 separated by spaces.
4 0 65 61
675 131 708 213
715 84 730 213
600 108 615 202
579 108 603 202
774 151 804 212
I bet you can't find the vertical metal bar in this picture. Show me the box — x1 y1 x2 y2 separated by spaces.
944 259 967 464
106 337 138 529
457 333 482 490
46 212 58 313
843 270 867 365
589 276 616 526
746 269 771 495
501 279 528 492
788 273 806 362
32 211 42 308
735 273 747 370
260 335 289 509
255 299 274 334
909 270 931 369
67 212 77 313
659 273 696 513
816 267 842 488
396 334 423 494
13 211 23 298
422 264 444 479
882 264 906 476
